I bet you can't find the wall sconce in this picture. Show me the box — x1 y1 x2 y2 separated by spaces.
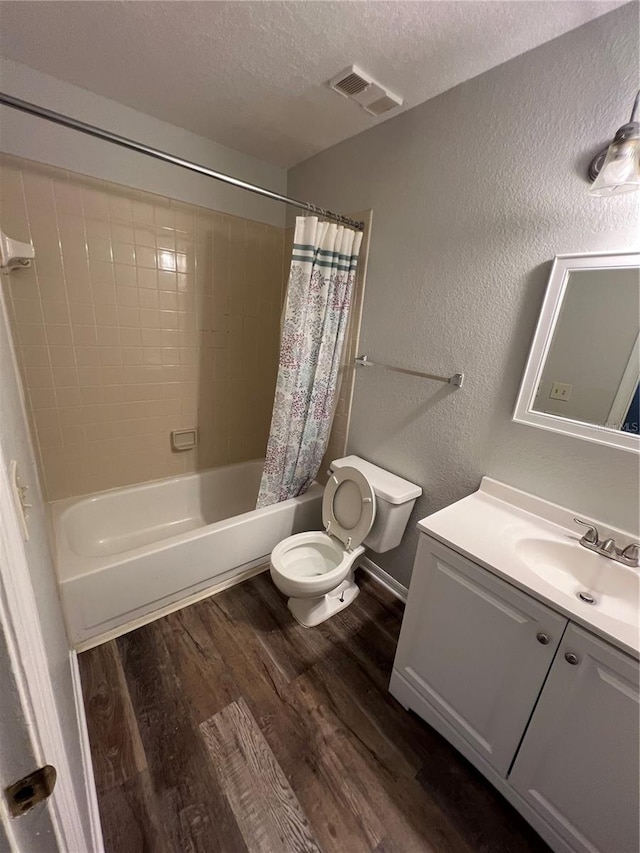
588 89 640 196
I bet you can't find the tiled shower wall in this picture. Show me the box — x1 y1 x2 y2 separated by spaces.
0 153 285 500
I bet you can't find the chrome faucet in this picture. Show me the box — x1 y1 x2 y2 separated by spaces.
574 519 640 568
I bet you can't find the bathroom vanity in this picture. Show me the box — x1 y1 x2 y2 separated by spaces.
390 478 639 853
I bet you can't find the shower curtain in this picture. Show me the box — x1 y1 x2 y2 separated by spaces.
257 216 363 507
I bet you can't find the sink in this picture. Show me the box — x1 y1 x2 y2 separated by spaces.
515 537 639 627
418 477 639 656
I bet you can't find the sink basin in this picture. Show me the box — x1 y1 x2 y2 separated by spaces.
418 477 639 656
515 537 639 627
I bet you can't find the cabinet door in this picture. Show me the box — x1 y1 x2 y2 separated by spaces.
510 623 640 853
392 536 567 775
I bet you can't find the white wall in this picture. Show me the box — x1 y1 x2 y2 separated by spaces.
0 57 287 226
289 5 640 586
0 286 92 845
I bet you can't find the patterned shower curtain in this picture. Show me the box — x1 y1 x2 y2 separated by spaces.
257 216 363 507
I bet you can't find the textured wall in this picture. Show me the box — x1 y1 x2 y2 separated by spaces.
1 154 284 500
289 6 640 586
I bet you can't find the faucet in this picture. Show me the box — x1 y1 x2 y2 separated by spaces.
574 519 640 568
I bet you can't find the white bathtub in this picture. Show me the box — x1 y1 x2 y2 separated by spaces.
50 460 323 646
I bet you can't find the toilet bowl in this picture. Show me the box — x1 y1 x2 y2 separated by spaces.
270 531 364 599
270 456 422 627
270 531 364 627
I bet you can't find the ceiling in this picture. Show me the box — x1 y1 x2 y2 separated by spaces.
0 1 625 168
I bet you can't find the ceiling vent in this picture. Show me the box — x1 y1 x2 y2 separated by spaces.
328 65 403 118
331 68 370 97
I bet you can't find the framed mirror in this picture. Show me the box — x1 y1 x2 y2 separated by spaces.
514 252 640 454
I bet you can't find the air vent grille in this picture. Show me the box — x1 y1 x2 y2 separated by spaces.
327 65 403 118
334 71 369 97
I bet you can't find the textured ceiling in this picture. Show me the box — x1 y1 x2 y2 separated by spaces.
0 1 625 167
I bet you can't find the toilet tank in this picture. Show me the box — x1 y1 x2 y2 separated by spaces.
330 455 422 552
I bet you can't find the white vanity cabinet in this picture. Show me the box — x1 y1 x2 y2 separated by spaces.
509 623 640 853
390 532 640 853
390 536 568 775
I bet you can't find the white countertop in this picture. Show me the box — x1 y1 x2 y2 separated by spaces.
417 478 640 659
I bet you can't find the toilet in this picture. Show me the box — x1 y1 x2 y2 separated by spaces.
270 455 422 627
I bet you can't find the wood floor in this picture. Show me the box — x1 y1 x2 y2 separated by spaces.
79 569 551 853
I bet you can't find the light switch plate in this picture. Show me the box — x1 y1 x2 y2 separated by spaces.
549 382 572 401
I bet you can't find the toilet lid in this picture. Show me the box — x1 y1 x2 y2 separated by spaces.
322 465 376 550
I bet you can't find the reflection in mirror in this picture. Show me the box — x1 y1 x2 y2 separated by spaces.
531 268 639 434
513 252 640 454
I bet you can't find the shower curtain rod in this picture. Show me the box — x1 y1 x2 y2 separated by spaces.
0 93 364 231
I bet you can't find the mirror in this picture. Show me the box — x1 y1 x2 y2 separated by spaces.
514 252 640 454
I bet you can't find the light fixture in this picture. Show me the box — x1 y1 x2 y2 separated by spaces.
588 89 640 196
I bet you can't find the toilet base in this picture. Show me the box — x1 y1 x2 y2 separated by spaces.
287 578 360 627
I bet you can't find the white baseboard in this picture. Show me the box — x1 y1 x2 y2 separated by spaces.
358 555 408 602
69 651 105 853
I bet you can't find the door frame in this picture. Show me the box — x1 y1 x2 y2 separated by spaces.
607 332 640 429
0 451 103 852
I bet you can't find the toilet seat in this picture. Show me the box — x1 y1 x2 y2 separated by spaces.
322 465 376 550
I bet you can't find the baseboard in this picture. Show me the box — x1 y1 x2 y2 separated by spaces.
69 651 105 853
358 555 408 602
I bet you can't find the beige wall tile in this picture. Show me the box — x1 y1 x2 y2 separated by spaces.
56 387 82 407
17 323 47 347
29 388 57 409
47 325 74 346
2 152 359 502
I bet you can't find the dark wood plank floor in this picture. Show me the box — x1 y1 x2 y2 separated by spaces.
79 569 551 853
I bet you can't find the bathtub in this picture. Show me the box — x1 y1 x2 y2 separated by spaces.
50 459 323 647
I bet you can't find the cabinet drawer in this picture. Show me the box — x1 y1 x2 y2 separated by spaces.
392 536 568 775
